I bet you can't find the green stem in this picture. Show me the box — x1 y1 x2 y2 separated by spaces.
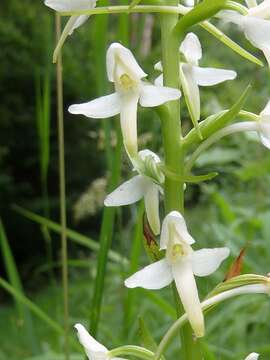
55 14 69 360
159 6 201 360
109 345 155 360
160 13 184 214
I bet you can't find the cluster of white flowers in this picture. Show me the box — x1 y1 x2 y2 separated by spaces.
44 0 270 358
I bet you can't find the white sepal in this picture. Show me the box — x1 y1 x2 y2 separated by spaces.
191 248 230 277
192 66 237 86
104 175 150 206
74 324 108 360
160 211 195 250
68 93 121 118
45 0 94 12
106 43 147 82
125 259 173 289
180 33 202 65
139 84 181 107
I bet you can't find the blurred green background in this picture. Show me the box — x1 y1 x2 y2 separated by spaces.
1 0 270 359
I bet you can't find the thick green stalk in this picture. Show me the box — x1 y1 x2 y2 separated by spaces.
159 6 203 360
160 12 184 214
160 7 196 360
55 14 69 360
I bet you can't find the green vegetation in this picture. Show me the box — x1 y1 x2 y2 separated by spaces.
1 0 270 359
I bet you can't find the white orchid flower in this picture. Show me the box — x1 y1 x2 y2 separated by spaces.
125 211 230 337
69 43 181 158
45 0 97 62
256 100 270 148
245 353 260 360
155 33 236 132
220 1 270 66
105 149 164 235
75 323 125 360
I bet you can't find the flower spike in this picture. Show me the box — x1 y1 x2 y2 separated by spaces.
125 211 230 337
69 43 181 158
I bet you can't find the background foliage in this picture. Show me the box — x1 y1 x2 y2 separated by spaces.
1 0 270 359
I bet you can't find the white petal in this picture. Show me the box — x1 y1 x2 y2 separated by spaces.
120 94 139 157
68 93 121 118
243 16 270 51
139 149 161 164
106 43 147 82
191 247 230 277
45 0 95 11
192 66 237 86
172 259 204 337
125 259 173 289
248 0 270 18
160 211 195 250
180 64 200 127
260 100 270 115
104 175 150 206
245 353 260 360
180 33 202 65
74 324 108 359
154 74 164 87
144 184 160 235
258 115 270 149
139 84 181 107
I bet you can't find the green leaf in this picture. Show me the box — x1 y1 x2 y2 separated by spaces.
174 0 227 38
183 84 251 148
161 165 218 183
138 318 158 352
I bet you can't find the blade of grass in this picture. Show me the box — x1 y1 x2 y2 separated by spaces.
89 0 124 337
55 13 69 360
12 204 128 265
142 290 175 318
0 219 39 353
90 124 122 335
0 277 63 334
